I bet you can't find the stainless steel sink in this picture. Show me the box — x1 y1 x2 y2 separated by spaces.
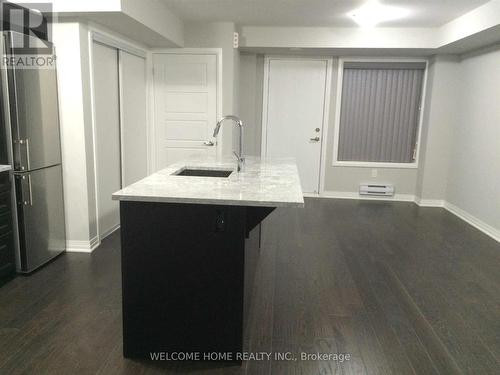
172 167 233 178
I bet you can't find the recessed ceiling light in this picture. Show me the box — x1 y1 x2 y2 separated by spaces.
348 0 410 27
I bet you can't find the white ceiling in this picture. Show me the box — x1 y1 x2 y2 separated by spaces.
162 0 491 27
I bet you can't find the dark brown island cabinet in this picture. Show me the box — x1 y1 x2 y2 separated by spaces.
112 156 304 362
0 170 16 285
119 202 275 360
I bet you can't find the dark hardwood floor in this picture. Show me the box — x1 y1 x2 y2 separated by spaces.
0 198 499 374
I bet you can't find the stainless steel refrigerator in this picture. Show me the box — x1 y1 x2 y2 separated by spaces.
1 31 66 273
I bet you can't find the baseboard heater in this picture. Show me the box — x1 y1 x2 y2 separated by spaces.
359 184 395 196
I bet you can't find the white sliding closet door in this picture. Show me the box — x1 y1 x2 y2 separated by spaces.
120 51 148 186
92 42 121 238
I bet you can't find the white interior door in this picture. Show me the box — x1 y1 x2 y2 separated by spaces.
153 53 217 169
92 42 121 238
120 50 148 186
263 58 329 193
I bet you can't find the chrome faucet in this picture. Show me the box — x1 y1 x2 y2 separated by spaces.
213 115 245 172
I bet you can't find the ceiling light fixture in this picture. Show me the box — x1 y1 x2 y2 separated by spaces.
348 0 410 27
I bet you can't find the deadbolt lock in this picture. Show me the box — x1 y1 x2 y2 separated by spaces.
315 128 320 132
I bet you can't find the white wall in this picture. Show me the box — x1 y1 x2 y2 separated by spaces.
438 0 500 48
238 53 264 156
416 55 459 202
121 0 184 46
53 22 98 251
240 26 436 50
414 45 500 238
51 0 184 47
51 0 120 12
445 46 500 232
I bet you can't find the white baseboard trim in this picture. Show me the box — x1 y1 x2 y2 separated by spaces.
414 197 445 207
66 236 100 253
413 198 499 242
99 223 120 241
443 202 500 243
306 192 499 243
65 224 121 254
310 190 416 202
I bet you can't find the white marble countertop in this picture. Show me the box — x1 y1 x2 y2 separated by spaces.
112 156 304 207
0 165 11 173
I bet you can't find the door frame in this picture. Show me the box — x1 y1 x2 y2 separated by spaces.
150 48 223 166
261 55 333 194
88 26 149 242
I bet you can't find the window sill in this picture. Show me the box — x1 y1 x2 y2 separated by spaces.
331 161 419 169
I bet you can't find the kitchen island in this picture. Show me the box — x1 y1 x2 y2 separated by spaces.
112 156 303 360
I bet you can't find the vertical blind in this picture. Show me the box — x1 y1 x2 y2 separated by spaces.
337 62 425 163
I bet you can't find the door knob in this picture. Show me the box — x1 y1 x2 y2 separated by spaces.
204 141 215 146
310 137 320 142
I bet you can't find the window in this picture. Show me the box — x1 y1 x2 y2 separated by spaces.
333 60 426 167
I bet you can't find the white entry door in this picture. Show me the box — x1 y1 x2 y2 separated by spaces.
153 53 218 169
263 58 330 193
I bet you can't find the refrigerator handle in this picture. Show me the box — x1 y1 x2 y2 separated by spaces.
19 138 30 171
15 174 33 206
27 174 33 206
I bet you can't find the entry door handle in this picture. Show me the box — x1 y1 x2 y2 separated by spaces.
204 141 215 146
310 137 320 142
